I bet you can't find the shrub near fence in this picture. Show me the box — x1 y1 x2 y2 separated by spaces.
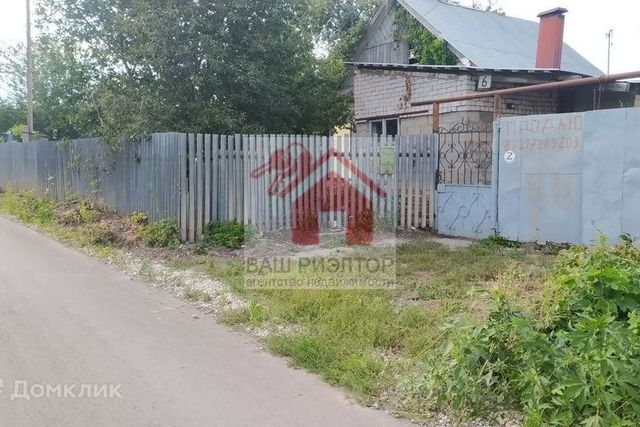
0 133 438 242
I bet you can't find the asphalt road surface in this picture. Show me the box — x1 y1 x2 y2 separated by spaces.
0 216 409 427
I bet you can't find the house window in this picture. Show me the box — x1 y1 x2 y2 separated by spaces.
370 118 399 137
371 120 383 136
385 119 399 136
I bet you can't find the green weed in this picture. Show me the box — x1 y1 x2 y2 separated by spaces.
0 189 57 226
426 237 640 426
79 222 117 246
77 200 101 223
217 240 552 412
479 234 521 248
268 334 385 396
221 301 268 326
201 220 255 250
142 218 180 248
130 211 149 225
182 286 213 303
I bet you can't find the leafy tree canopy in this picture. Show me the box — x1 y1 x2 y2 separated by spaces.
1 0 382 144
394 0 504 65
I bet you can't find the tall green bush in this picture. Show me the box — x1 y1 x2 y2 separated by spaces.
428 238 640 426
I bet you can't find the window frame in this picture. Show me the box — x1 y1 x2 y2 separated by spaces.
369 118 400 137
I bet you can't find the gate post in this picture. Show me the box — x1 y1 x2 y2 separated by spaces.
179 133 189 242
491 121 501 235
430 134 440 230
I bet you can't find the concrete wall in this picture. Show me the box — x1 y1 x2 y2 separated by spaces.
353 68 559 135
497 108 640 245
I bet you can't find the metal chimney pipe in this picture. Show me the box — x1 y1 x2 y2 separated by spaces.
536 7 568 69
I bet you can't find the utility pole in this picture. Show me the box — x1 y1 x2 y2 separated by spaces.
606 29 614 75
25 0 34 143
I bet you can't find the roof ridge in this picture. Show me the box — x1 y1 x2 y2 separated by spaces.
396 0 602 75
429 0 541 25
435 0 492 14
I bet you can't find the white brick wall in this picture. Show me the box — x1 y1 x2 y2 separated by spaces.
354 69 559 122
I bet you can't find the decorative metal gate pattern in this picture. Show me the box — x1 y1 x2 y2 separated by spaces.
436 184 494 239
436 120 495 239
438 120 493 185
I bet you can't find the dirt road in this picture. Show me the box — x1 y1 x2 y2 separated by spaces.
0 216 409 427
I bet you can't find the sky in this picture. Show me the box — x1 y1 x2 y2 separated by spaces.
0 0 639 74
454 0 640 74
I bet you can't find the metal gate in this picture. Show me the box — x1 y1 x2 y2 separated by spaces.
435 120 496 239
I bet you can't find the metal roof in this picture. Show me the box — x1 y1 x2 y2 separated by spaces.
347 62 589 77
397 0 603 77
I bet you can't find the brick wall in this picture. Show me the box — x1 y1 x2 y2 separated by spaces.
353 69 559 131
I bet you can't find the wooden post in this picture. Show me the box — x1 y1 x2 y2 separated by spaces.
493 95 503 121
432 102 440 134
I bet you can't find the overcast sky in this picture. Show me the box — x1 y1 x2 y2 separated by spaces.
0 0 639 74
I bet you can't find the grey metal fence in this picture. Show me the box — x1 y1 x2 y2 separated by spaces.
0 133 438 242
0 134 183 221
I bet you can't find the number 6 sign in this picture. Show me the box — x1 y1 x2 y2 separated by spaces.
478 75 492 91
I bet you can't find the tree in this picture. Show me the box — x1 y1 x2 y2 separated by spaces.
0 0 358 144
20 0 354 143
394 8 458 65
0 37 98 139
467 0 504 14
309 0 380 59
394 0 504 65
0 101 23 137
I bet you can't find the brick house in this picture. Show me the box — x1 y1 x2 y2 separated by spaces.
348 0 640 136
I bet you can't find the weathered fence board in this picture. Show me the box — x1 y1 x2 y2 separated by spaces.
177 133 437 241
0 133 438 242
0 135 182 222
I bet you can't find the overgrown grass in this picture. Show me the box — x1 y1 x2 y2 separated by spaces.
0 188 137 249
215 240 553 413
397 240 548 304
182 286 213 303
199 220 256 251
1 188 568 423
0 189 57 227
424 238 640 426
142 218 180 248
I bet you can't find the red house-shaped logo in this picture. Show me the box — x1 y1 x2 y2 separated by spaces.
251 142 387 246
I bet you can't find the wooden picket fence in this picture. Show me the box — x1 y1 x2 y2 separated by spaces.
0 133 438 242
178 134 438 242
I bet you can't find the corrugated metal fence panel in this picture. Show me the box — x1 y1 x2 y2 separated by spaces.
0 134 183 222
0 133 437 243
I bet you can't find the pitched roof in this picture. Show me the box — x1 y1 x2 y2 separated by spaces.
397 0 602 76
347 62 590 77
